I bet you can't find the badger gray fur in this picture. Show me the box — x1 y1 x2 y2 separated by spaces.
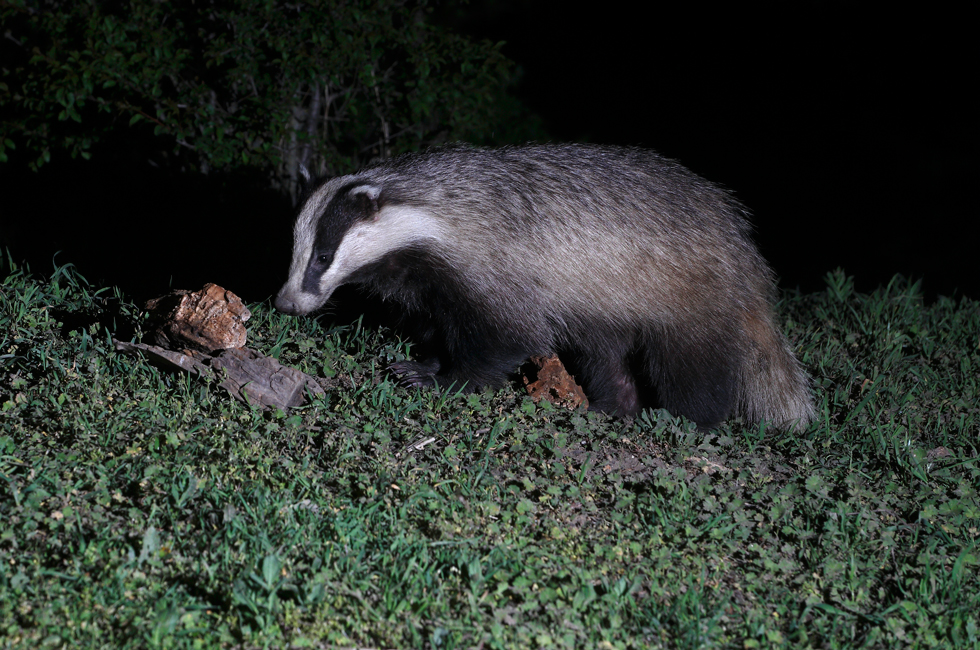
275 143 814 431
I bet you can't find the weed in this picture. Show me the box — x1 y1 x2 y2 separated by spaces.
1 262 978 648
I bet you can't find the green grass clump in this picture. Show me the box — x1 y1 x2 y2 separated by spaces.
1 259 978 649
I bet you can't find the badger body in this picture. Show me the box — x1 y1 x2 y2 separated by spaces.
275 143 814 430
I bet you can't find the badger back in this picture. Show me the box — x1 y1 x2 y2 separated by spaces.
374 145 773 326
277 144 771 326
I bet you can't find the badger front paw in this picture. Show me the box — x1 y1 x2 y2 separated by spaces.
388 359 442 388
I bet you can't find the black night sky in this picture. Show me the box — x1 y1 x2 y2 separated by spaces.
451 2 977 301
1 2 976 303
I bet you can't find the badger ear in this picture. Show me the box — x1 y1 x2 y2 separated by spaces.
299 164 312 184
348 183 382 216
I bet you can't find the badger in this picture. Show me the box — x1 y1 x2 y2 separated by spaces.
275 143 814 431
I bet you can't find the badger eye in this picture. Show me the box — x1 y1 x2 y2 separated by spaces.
317 254 329 264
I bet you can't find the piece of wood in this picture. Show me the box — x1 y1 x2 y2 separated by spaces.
113 340 210 377
113 340 324 409
114 283 323 410
209 346 324 408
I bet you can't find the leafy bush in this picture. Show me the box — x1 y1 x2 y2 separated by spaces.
0 0 538 201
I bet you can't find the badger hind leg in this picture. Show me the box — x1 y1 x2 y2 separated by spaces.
562 337 644 417
641 328 740 431
574 357 642 416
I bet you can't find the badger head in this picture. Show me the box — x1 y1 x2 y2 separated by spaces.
275 177 444 316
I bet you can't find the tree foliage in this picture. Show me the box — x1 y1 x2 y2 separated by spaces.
0 0 538 201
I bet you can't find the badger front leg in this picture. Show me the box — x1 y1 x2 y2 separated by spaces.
388 358 442 387
388 333 531 394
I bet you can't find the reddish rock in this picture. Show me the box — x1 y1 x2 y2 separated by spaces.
523 354 589 411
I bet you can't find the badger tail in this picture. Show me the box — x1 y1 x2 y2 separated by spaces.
739 310 815 431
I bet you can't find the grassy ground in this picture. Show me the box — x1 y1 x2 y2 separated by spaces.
1 258 978 649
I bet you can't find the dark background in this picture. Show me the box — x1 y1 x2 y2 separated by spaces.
2 2 976 304
447 2 977 301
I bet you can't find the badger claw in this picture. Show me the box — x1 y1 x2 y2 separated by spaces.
388 359 441 388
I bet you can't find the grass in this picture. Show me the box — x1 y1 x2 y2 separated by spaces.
1 256 978 649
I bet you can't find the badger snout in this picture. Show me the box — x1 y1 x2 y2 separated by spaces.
274 291 304 316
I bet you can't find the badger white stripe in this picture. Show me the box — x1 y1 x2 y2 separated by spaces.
275 179 342 315
276 190 447 315
319 205 447 297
